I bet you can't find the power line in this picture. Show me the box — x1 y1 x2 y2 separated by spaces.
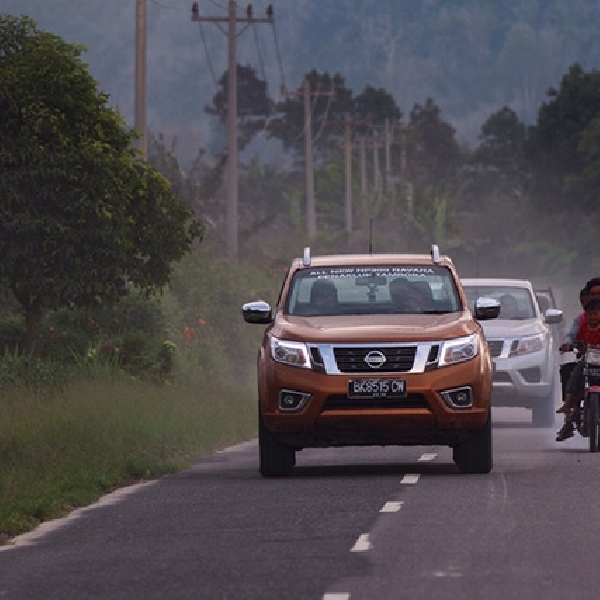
252 22 267 84
147 0 182 9
313 84 335 143
207 0 228 10
196 22 218 85
270 19 286 95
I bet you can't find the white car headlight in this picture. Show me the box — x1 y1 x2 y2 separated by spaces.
509 333 544 356
439 333 479 366
270 337 311 368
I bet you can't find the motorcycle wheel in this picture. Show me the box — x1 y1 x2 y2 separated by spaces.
588 392 600 453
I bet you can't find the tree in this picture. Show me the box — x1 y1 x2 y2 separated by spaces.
405 98 463 188
476 107 527 168
526 63 600 212
0 15 203 350
466 106 529 201
354 84 402 126
205 64 273 152
268 69 355 161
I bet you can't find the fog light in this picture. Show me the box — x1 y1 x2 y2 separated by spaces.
440 386 473 408
278 389 310 412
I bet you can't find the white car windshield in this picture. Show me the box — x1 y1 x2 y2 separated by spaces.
285 265 462 316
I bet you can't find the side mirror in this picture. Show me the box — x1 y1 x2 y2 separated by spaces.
544 308 563 325
474 297 500 321
242 300 272 324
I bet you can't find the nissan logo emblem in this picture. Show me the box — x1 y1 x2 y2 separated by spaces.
364 350 386 369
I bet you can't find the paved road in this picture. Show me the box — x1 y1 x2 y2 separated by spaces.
1 408 599 600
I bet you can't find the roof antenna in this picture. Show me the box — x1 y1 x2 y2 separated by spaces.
369 218 373 254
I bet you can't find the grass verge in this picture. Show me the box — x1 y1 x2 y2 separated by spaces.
0 375 257 544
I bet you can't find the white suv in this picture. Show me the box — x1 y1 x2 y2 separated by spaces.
461 278 563 427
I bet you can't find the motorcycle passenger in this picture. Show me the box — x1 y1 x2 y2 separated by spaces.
587 277 600 299
556 297 600 441
560 287 589 353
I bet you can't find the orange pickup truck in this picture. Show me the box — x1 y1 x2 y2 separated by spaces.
242 245 500 476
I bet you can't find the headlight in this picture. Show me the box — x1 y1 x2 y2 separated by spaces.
438 333 478 366
509 333 544 356
270 337 311 368
585 347 600 365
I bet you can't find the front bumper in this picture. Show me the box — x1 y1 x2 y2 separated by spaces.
259 354 491 448
490 348 555 407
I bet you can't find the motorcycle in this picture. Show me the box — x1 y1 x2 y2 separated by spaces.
559 344 600 451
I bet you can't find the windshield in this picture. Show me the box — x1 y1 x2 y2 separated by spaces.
285 264 462 316
463 285 537 319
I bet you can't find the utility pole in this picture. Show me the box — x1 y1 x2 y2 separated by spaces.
282 78 335 239
326 113 370 232
384 118 391 188
372 129 381 193
344 112 352 231
191 1 273 262
134 0 147 156
359 135 367 223
304 77 316 239
359 135 367 197
400 125 407 187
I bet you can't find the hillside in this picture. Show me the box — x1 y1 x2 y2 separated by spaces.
2 0 600 148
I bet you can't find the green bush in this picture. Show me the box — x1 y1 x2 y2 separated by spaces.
165 247 280 384
117 330 158 375
0 313 25 353
0 350 70 391
0 247 281 388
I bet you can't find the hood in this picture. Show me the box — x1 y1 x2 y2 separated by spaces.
270 311 478 343
478 317 546 338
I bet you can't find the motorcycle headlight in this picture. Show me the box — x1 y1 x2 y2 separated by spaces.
586 347 600 366
509 333 544 357
438 333 478 366
270 337 311 368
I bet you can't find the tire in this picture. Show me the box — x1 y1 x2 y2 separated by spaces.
588 392 600 453
453 409 493 474
258 408 295 477
532 379 556 428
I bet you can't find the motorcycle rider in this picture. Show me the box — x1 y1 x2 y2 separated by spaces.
556 297 600 441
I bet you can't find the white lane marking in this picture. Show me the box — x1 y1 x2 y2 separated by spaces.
216 439 257 453
418 452 437 461
350 533 372 552
401 473 420 484
323 595 350 600
380 501 404 513
432 569 463 578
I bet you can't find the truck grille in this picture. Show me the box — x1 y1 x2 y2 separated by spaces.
333 346 417 373
323 393 429 409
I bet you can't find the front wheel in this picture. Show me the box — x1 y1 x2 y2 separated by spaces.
588 392 600 453
453 409 493 474
258 408 296 477
532 380 556 428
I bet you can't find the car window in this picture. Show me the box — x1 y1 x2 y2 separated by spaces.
463 285 536 319
285 264 462 316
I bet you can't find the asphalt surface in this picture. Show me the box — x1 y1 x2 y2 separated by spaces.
1 407 599 600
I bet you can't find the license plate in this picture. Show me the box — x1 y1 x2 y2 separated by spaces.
348 378 406 399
